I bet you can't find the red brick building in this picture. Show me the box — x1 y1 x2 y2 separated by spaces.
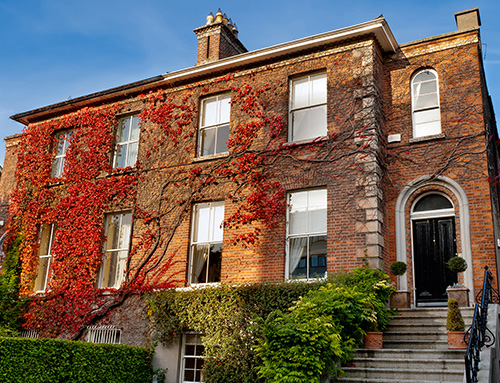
1 7 498 380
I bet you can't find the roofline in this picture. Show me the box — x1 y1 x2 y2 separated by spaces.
11 17 398 125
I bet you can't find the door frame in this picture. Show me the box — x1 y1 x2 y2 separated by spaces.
410 193 456 306
395 175 473 307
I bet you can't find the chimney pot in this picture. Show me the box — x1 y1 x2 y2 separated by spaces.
206 12 214 25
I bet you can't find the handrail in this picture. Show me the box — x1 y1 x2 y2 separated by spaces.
465 266 500 383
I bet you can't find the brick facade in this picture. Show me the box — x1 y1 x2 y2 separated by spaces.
2 8 499 377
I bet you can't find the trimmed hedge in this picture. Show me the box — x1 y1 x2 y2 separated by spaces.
0 336 153 383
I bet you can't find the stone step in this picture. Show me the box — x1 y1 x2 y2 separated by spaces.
347 357 464 370
340 367 463 382
354 348 466 360
382 339 450 349
383 330 448 341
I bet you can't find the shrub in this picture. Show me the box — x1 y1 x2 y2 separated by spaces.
446 256 467 273
0 234 28 335
256 266 395 382
390 261 407 276
0 336 153 383
446 298 465 332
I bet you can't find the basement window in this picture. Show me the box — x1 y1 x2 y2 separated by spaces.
86 325 122 344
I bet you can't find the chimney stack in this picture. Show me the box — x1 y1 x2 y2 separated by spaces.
194 9 247 66
455 8 481 31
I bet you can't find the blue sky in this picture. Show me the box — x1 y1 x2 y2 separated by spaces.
1 0 499 165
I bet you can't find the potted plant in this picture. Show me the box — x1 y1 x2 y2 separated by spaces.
389 261 411 308
446 298 467 349
446 256 469 307
363 322 383 349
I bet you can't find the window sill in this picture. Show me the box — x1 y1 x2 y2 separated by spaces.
193 152 229 162
409 133 445 143
284 135 328 147
176 282 221 291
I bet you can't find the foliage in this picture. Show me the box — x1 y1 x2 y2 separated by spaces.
147 266 393 383
446 298 465 332
256 266 394 382
389 261 407 276
0 234 28 335
0 336 153 383
446 256 468 273
147 279 326 383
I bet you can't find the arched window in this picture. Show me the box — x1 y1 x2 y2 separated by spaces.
411 69 441 138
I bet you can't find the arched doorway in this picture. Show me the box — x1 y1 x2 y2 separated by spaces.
411 193 457 306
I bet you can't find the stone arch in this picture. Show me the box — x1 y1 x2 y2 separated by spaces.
395 175 472 301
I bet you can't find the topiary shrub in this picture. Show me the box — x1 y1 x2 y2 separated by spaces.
446 256 467 273
446 298 465 332
390 261 407 276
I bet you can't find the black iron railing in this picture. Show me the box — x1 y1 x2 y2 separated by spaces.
465 266 500 383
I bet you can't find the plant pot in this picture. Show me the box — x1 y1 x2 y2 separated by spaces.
390 290 411 308
364 332 383 349
446 287 470 307
447 331 467 349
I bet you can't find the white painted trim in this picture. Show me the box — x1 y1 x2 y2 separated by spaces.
395 175 473 302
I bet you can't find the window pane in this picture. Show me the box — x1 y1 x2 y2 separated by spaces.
414 194 453 212
414 71 436 83
415 93 438 110
201 128 216 157
211 204 224 242
118 214 132 249
289 191 308 235
117 118 130 143
292 77 309 109
54 132 67 156
309 235 327 277
289 237 308 279
219 95 231 123
207 243 222 283
194 205 210 243
308 189 327 233
114 144 126 169
126 142 139 167
307 105 327 137
191 244 209 284
215 125 229 154
130 115 141 141
311 73 327 104
34 256 51 291
202 98 218 127
291 109 309 141
414 80 437 95
414 120 441 137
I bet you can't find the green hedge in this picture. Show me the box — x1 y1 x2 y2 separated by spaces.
0 337 153 383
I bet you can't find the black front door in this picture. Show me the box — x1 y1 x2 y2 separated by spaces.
413 217 457 305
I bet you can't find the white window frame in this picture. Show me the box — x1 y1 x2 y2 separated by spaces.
286 189 328 280
198 94 231 157
180 333 205 383
98 212 132 289
113 114 140 168
411 69 441 138
51 130 72 178
189 201 224 285
34 224 56 292
289 72 327 142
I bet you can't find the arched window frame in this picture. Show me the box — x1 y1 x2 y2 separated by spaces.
411 69 441 138
410 192 455 220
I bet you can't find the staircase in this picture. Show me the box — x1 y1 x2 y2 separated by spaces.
337 307 473 383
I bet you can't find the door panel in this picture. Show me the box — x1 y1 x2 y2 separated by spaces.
413 217 457 305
